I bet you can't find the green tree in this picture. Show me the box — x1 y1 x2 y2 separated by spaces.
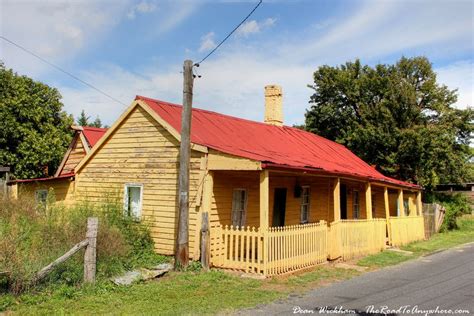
0 62 73 179
76 111 103 128
77 110 89 126
91 116 102 128
305 56 473 190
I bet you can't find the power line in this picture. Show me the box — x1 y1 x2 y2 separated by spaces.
194 0 263 66
0 35 127 106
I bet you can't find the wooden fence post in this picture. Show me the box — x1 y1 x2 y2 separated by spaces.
200 212 210 271
84 217 98 283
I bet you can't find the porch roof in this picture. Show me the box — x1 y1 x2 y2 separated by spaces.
137 96 419 189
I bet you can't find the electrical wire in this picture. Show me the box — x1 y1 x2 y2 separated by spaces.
0 35 128 106
194 0 263 66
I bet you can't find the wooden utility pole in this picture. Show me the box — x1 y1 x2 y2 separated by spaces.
175 60 194 269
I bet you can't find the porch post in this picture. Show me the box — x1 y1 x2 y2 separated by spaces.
365 183 372 220
195 171 214 260
416 191 422 216
397 189 405 217
259 170 269 276
384 187 391 245
333 178 341 221
259 170 269 230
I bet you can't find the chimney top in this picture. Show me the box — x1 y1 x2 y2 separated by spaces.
264 85 283 126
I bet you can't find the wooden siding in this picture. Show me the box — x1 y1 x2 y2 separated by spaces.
19 178 75 205
371 186 386 218
75 106 204 256
207 150 261 170
210 171 333 228
60 135 88 175
343 180 368 219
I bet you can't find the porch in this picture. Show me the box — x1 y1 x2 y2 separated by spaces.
204 170 424 276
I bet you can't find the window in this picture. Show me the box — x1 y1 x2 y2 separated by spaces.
353 190 360 219
403 198 409 216
231 189 247 227
35 189 48 204
300 186 310 223
371 194 376 218
124 184 143 219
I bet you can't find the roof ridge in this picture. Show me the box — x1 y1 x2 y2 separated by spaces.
137 96 344 146
136 95 297 129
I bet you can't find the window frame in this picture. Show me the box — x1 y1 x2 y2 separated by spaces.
403 198 410 216
35 189 48 204
231 188 248 227
353 190 360 219
123 183 144 220
371 193 376 218
300 185 311 224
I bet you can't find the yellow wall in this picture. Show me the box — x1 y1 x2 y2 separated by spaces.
210 171 333 228
18 178 75 205
75 106 204 256
343 180 368 219
371 186 386 219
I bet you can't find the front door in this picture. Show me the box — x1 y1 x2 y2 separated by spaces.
272 188 287 227
340 184 347 220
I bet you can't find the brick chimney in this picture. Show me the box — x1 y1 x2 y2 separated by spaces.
264 85 283 126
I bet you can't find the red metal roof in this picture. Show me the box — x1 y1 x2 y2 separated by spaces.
12 172 74 183
82 127 107 148
137 95 418 189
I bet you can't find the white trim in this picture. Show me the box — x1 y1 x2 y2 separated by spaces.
353 190 360 219
231 188 248 227
300 185 311 224
35 189 48 204
123 183 144 220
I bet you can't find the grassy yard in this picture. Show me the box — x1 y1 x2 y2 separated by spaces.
1 267 359 315
358 215 474 268
3 216 473 315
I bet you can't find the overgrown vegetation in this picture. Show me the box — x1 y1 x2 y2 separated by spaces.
0 193 167 295
426 193 472 231
2 201 473 314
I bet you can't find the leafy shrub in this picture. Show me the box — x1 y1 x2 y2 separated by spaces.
0 193 167 294
434 193 472 231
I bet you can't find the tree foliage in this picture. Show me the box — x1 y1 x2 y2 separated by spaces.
76 110 103 128
305 57 473 190
0 62 73 179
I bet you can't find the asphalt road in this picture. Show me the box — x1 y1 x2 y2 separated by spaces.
237 243 474 316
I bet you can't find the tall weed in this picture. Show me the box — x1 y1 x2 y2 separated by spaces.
0 193 166 294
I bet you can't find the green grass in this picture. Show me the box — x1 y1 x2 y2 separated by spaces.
2 266 359 315
358 215 474 268
357 250 416 268
4 216 474 315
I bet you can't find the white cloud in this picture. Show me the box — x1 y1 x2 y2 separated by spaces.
237 18 276 37
198 32 217 53
150 2 197 37
4 0 472 127
436 61 473 109
127 1 157 19
0 0 130 76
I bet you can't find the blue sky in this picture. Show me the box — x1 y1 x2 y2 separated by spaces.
1 0 473 126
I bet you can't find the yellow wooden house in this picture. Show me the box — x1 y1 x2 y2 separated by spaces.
71 85 425 276
10 126 107 205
